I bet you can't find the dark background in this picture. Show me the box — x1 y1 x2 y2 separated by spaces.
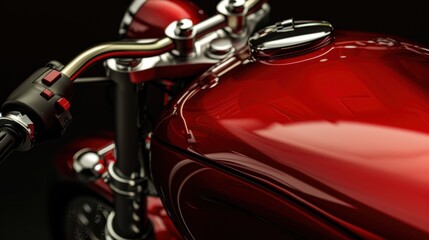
0 0 429 239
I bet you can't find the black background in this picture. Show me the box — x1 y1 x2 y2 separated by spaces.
0 0 429 239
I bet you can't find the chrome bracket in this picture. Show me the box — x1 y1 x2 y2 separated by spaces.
105 3 270 83
103 162 147 197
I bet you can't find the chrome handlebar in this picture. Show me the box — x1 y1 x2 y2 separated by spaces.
61 0 263 80
0 0 266 158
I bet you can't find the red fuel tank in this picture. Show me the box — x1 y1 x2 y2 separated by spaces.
151 29 429 239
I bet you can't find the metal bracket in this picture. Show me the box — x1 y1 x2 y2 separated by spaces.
105 3 270 83
104 162 147 197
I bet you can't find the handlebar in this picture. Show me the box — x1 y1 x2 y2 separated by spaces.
0 112 35 165
0 0 267 165
0 127 20 165
61 0 264 80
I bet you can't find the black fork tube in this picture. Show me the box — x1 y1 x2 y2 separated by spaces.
112 78 152 239
114 75 139 176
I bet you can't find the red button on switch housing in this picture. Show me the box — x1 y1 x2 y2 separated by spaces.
40 89 54 100
56 97 71 112
42 70 61 86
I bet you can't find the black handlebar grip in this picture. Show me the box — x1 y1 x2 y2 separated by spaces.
0 128 19 165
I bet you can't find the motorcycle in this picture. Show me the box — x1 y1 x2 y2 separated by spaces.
1 0 429 239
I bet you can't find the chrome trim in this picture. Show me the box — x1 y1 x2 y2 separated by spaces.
73 76 112 84
61 38 174 79
105 211 150 240
106 212 132 240
127 0 148 15
249 19 334 60
105 3 270 83
194 0 262 37
119 13 133 37
193 14 226 37
105 162 144 197
206 37 234 59
118 0 148 36
217 0 248 35
165 19 196 57
62 0 265 81
73 148 105 181
97 142 115 156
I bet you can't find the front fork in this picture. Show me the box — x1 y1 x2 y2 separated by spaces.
103 74 153 239
72 71 169 240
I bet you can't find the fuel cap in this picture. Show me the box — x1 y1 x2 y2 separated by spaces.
249 19 334 60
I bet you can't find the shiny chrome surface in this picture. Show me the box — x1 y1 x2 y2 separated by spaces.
106 4 270 83
73 148 106 181
173 19 194 37
105 211 151 240
165 19 196 57
193 14 226 37
249 19 334 59
61 38 174 80
123 0 206 39
217 0 248 35
119 0 148 36
63 0 265 81
97 142 116 156
104 161 148 238
105 212 136 240
106 3 270 83
105 162 145 197
207 37 234 59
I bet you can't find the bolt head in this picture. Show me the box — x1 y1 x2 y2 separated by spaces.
174 19 194 37
227 0 245 13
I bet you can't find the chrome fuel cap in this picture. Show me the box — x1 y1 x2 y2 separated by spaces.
249 19 334 60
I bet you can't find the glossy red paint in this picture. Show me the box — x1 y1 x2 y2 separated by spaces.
125 0 207 39
151 31 429 239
